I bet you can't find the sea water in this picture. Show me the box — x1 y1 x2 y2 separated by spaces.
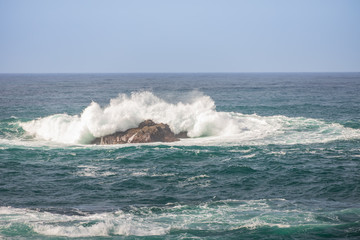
0 73 359 239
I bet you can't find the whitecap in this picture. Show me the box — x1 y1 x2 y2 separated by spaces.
14 91 360 146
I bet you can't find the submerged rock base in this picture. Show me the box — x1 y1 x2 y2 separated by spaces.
92 120 188 145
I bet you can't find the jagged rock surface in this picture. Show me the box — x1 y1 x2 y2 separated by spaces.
92 120 187 145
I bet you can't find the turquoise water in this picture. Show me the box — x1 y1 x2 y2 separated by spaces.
1 73 360 239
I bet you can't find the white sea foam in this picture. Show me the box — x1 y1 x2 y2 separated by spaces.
75 165 117 177
268 151 287 155
0 207 169 237
150 173 176 177
240 153 257 158
240 218 291 230
186 174 210 182
0 199 347 238
131 171 149 177
17 91 360 146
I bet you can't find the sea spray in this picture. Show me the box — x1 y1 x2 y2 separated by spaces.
20 92 243 144
19 91 360 145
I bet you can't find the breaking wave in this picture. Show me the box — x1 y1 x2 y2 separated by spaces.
1 199 355 238
16 91 360 145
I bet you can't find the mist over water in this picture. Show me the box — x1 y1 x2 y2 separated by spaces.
1 73 360 239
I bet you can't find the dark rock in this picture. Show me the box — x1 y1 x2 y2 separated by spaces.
92 120 187 145
138 119 157 128
175 131 189 138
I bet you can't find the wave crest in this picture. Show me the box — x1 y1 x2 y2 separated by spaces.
20 92 241 144
19 91 360 145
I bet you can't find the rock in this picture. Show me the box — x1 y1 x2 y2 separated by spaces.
175 131 189 138
91 120 188 145
138 119 157 128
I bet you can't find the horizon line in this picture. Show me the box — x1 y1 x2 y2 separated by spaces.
0 71 360 74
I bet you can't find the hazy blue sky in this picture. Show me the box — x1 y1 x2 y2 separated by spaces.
1 0 359 73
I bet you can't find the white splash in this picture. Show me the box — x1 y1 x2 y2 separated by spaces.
0 199 347 238
19 91 360 146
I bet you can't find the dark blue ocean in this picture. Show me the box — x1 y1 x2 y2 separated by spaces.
1 73 360 239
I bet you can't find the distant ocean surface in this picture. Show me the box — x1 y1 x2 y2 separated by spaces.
1 73 360 239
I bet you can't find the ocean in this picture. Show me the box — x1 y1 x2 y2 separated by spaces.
0 73 360 239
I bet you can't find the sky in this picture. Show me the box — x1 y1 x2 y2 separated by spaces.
0 0 359 73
